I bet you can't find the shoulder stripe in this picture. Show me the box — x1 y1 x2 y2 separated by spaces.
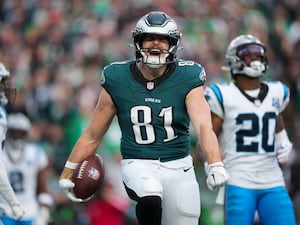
209 84 224 113
282 83 289 102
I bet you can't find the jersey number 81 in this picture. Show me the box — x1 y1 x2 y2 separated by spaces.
131 105 178 144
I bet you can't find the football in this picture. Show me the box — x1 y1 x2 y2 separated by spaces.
71 154 105 200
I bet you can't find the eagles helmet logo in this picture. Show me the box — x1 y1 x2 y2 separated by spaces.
99 72 105 85
199 68 206 81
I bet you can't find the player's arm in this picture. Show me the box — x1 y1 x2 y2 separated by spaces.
60 88 116 180
0 124 25 219
0 153 24 219
210 112 223 137
187 86 221 163
275 114 294 164
210 112 224 159
186 86 228 191
276 114 285 132
59 88 116 201
36 162 53 225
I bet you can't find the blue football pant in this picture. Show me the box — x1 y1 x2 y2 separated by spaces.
0 216 33 225
225 184 296 225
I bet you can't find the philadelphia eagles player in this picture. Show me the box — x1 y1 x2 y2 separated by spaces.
59 11 228 225
205 34 296 225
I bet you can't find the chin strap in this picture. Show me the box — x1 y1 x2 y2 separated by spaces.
240 60 265 78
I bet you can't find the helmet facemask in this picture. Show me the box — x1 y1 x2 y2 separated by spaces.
6 130 28 162
0 80 16 105
0 63 16 105
5 113 31 162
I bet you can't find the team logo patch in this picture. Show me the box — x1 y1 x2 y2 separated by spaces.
99 72 105 85
272 97 280 109
199 68 206 81
88 167 100 180
147 81 155 90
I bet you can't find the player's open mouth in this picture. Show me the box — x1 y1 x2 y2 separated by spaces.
149 49 162 55
143 48 169 56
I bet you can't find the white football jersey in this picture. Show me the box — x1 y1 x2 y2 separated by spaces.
205 81 290 189
0 106 8 148
0 142 48 219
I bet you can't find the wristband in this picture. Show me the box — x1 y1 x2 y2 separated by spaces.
65 161 79 170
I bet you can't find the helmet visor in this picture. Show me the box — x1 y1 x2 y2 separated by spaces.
237 44 265 60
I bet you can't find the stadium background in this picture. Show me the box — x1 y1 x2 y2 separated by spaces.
0 0 299 224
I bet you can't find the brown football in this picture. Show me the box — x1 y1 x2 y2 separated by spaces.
71 154 105 200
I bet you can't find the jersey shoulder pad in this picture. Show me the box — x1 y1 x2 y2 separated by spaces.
263 80 290 112
0 106 7 125
175 60 206 83
100 60 132 85
263 80 290 99
206 82 231 99
205 83 229 118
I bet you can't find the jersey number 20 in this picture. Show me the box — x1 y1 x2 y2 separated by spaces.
236 112 277 153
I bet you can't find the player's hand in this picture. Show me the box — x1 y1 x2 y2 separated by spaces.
276 141 293 164
11 204 25 220
206 162 228 191
59 179 93 203
59 179 84 203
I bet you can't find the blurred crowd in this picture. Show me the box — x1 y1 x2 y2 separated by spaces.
0 0 299 224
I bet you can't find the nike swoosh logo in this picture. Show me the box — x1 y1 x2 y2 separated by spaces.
212 174 215 182
183 167 192 172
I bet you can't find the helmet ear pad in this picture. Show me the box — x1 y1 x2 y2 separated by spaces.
227 57 244 77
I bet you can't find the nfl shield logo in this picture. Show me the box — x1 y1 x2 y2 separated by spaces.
147 81 154 90
88 167 100 180
272 97 280 109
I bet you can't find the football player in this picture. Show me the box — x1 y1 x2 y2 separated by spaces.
0 63 25 221
0 113 53 225
59 11 228 225
205 34 296 225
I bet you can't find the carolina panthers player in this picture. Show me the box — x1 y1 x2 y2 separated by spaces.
0 113 53 225
59 11 228 225
205 34 296 225
0 63 25 221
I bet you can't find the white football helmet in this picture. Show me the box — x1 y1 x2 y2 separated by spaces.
225 34 268 78
132 11 181 68
8 113 31 132
0 62 16 105
6 113 31 157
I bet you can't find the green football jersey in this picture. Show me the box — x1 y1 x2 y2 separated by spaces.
101 60 206 162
